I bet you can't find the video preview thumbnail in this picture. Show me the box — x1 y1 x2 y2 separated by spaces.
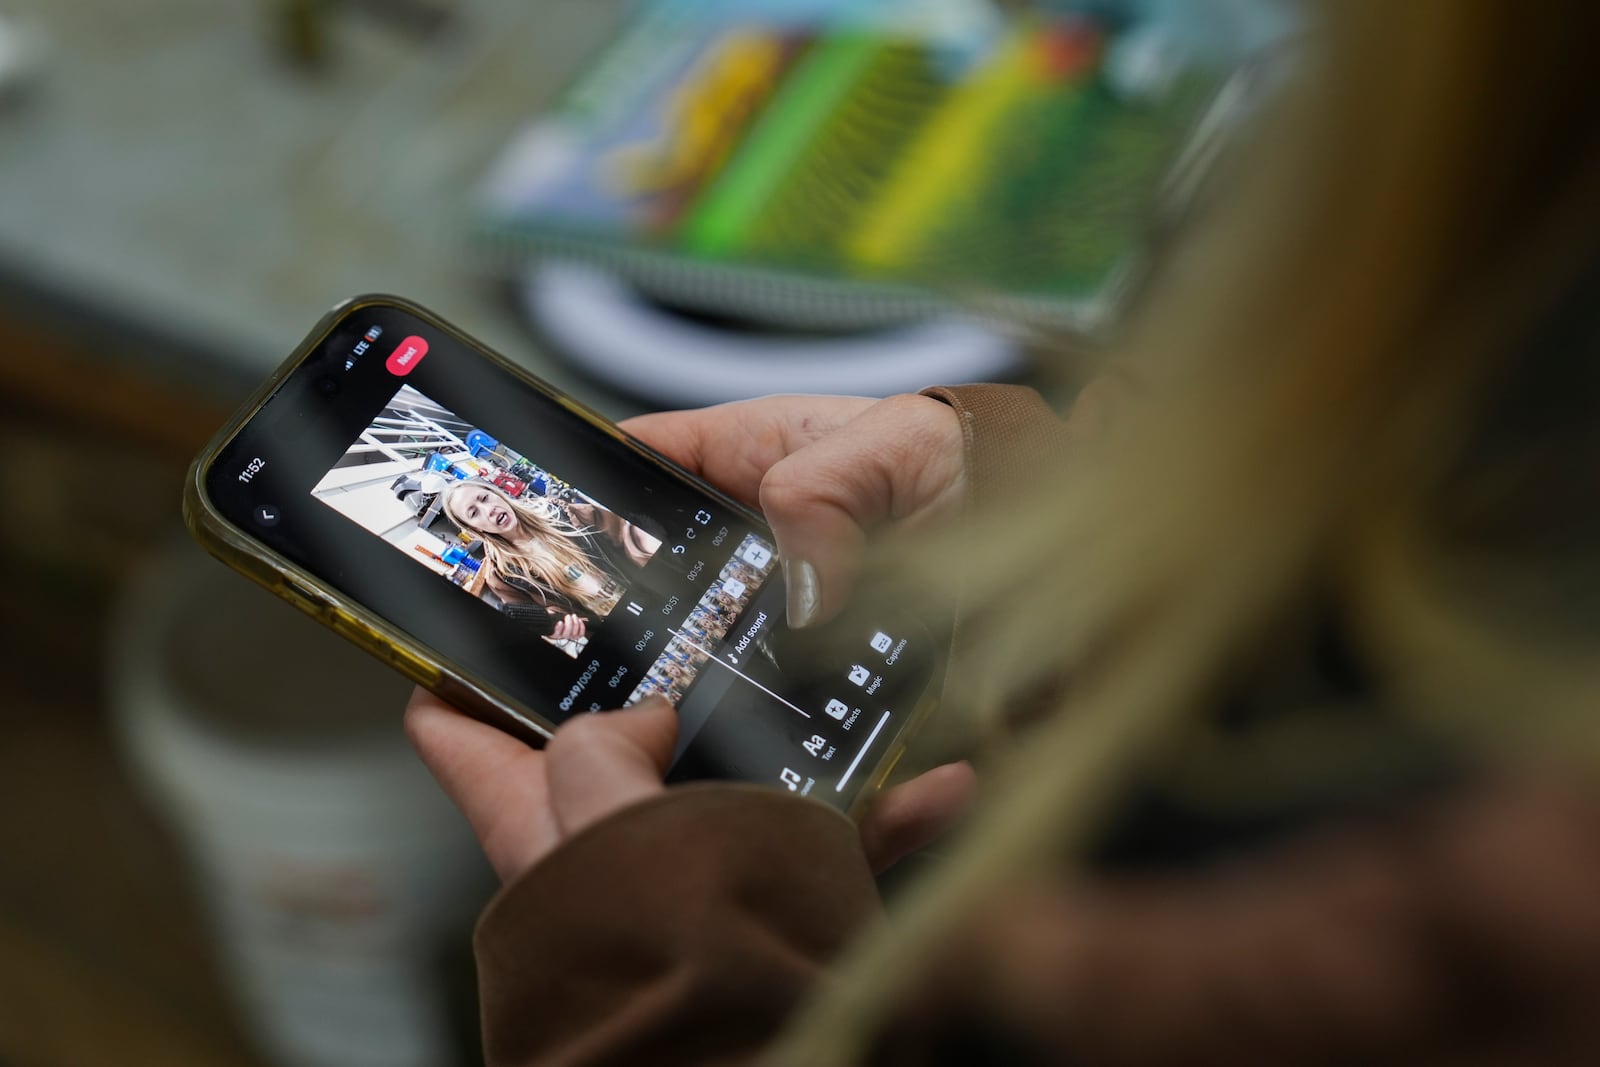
310 385 662 658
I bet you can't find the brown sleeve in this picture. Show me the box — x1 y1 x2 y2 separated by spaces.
869 780 1600 1066
474 784 879 1067
919 384 1071 509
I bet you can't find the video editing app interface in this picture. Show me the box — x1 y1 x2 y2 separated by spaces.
276 316 921 799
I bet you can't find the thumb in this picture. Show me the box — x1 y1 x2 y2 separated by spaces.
858 762 977 874
545 697 678 839
759 394 964 627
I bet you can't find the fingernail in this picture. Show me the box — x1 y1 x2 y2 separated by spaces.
784 558 820 628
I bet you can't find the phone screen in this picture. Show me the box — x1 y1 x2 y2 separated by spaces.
202 301 938 807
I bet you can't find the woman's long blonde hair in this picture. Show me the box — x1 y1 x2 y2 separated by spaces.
776 1 1600 1060
441 480 621 617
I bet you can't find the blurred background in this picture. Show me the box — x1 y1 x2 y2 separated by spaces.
0 0 1295 1063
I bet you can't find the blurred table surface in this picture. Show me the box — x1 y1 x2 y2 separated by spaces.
0 0 638 417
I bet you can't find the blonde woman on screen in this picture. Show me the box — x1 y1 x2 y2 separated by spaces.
442 480 657 643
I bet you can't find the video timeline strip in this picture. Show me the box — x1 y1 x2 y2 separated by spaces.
777 633 905 798
623 533 776 708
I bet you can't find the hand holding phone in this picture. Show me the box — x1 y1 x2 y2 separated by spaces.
619 392 967 628
406 688 975 880
404 390 975 877
405 693 679 882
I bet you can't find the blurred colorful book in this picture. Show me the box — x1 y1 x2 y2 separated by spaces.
479 0 1253 331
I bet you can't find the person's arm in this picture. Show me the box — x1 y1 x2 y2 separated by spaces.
406 691 971 1067
919 384 1073 511
415 389 1067 1063
475 787 881 1067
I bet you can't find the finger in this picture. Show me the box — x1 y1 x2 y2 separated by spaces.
857 762 977 875
758 394 964 626
403 688 560 881
545 697 679 839
620 396 875 507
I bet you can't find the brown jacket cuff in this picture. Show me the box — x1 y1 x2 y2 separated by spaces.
919 384 1069 509
474 784 880 1067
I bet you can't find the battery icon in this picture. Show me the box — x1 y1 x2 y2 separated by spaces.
364 325 383 343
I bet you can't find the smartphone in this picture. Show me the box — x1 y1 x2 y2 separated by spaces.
185 295 941 815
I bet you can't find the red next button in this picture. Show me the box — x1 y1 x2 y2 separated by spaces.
385 335 429 376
